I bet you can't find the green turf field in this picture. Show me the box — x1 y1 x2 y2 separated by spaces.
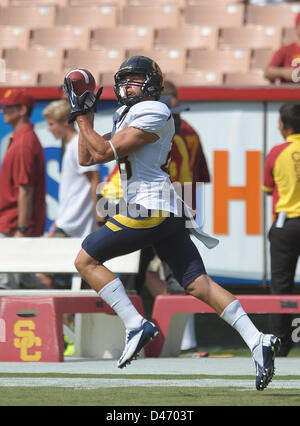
0 373 300 406
0 353 299 407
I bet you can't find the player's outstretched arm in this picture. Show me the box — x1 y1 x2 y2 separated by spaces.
78 113 95 166
76 115 115 165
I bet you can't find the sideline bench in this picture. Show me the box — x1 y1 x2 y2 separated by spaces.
0 237 141 290
1 239 300 361
147 294 300 357
0 238 142 362
0 292 145 362
2 291 300 361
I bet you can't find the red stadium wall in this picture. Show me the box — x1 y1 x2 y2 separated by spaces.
1 86 300 101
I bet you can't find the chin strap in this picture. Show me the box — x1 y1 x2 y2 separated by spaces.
122 95 144 106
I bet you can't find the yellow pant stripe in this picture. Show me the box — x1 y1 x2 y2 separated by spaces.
113 213 166 229
105 221 123 232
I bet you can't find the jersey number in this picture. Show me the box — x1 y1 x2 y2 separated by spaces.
118 150 171 180
160 150 171 175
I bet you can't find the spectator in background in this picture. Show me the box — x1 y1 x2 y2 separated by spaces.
162 80 210 211
39 100 101 289
0 88 46 289
145 81 211 352
41 99 102 356
265 12 300 84
263 103 300 356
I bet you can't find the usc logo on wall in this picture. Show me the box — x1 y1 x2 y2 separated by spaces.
13 320 42 361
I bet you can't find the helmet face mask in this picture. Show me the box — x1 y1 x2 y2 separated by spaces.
116 77 144 106
114 56 163 106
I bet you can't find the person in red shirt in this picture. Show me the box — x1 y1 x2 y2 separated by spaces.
161 88 210 212
265 12 300 83
0 88 46 289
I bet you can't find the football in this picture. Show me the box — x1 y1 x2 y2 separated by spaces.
64 68 96 96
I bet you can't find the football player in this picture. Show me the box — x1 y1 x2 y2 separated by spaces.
63 56 280 390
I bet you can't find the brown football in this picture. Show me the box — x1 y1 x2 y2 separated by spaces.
64 68 96 95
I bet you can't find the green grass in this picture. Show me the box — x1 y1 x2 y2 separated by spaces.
0 385 300 406
1 350 300 406
0 373 299 406
1 349 300 406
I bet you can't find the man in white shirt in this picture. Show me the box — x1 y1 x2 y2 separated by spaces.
63 55 280 390
40 100 100 288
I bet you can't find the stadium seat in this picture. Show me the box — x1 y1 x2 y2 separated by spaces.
0 26 30 50
31 27 90 50
283 27 297 45
128 48 186 73
120 5 180 28
219 26 282 50
246 4 300 28
10 0 68 6
188 0 243 3
164 70 224 86
56 6 117 29
4 47 63 73
251 48 275 71
91 26 154 50
129 0 185 7
70 0 127 6
0 6 56 28
155 26 218 50
38 71 66 86
184 4 245 27
100 72 115 87
187 49 250 73
224 71 270 86
0 69 38 86
64 48 126 80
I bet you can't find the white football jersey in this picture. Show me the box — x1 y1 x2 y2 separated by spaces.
110 99 219 249
111 100 180 213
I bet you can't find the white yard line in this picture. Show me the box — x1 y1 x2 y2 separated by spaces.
0 357 298 376
0 377 299 390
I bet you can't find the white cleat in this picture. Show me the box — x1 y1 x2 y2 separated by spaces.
118 320 158 369
252 334 281 391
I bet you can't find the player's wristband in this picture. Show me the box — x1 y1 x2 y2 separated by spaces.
108 140 118 161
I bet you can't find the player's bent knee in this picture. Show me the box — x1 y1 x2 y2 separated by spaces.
74 248 94 274
74 250 84 274
186 274 210 300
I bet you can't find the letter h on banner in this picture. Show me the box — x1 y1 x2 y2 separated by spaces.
213 151 261 235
